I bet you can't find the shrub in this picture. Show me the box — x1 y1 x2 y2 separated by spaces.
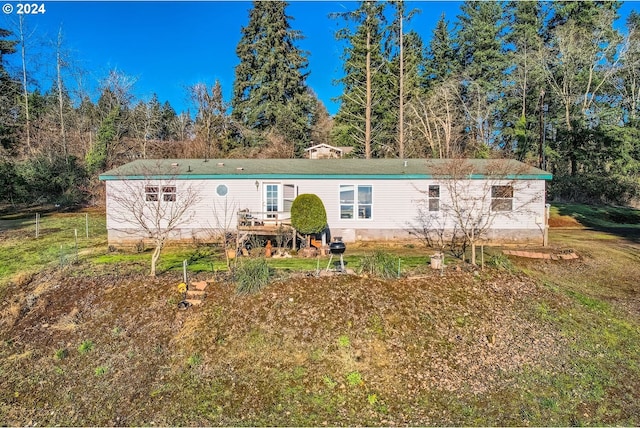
235 258 272 294
291 194 327 235
550 173 640 205
14 154 88 206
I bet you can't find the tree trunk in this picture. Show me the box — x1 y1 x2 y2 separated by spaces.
150 242 163 277
470 228 476 266
365 27 372 159
19 16 31 152
56 28 67 160
398 9 404 159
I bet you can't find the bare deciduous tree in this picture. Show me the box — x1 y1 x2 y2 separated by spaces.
413 159 543 265
208 196 238 268
107 164 200 276
407 78 464 157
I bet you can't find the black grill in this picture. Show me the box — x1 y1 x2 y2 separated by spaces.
329 241 346 254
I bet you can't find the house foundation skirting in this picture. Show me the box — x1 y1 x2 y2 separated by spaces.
330 228 544 244
107 227 545 247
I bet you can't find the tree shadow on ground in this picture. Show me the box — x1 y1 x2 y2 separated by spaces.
555 203 640 243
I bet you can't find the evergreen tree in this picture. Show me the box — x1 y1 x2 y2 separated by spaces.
232 0 314 156
425 13 457 85
86 107 118 174
387 1 421 158
455 1 508 152
0 28 20 151
332 1 391 158
504 0 546 161
159 101 177 141
543 1 623 175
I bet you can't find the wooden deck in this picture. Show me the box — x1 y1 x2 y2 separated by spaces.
237 211 293 234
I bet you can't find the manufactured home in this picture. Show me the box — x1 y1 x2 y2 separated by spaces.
99 158 552 246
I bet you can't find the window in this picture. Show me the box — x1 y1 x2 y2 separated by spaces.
265 183 279 218
340 185 372 219
162 186 176 202
283 184 297 212
428 185 440 211
145 186 159 202
491 185 513 211
145 185 176 202
216 184 228 197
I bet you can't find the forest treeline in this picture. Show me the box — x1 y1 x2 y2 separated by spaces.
1 1 640 207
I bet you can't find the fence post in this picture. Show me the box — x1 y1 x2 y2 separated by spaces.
183 260 188 284
85 213 89 238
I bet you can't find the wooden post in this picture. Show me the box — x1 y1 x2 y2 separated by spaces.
35 213 39 238
292 228 297 251
543 203 550 247
183 260 188 284
85 213 89 238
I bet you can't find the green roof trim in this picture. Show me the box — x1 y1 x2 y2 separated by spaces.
99 159 553 181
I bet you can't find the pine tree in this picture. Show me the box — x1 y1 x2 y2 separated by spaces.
159 101 177 141
425 13 457 85
332 1 391 158
0 28 20 151
504 0 546 161
232 1 314 156
455 1 508 152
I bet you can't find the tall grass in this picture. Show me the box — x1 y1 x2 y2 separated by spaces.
359 250 400 279
234 258 272 294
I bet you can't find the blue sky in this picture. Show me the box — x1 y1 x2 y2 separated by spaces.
2 1 638 116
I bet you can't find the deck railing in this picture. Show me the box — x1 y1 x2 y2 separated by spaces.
237 210 292 230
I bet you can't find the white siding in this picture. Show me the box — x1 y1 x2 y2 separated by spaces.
105 177 548 244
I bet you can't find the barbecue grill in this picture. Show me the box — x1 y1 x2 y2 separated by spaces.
326 239 346 272
329 241 346 254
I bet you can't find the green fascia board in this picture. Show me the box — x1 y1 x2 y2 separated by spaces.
99 173 553 181
98 158 553 181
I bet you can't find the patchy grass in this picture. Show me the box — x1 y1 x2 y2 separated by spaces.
0 210 107 286
0 207 639 425
552 203 640 241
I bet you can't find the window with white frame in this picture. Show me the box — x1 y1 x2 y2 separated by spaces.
162 186 176 202
491 185 513 211
145 185 176 202
340 185 372 219
145 186 159 202
428 185 440 211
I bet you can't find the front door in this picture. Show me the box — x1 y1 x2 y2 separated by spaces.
263 183 281 219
